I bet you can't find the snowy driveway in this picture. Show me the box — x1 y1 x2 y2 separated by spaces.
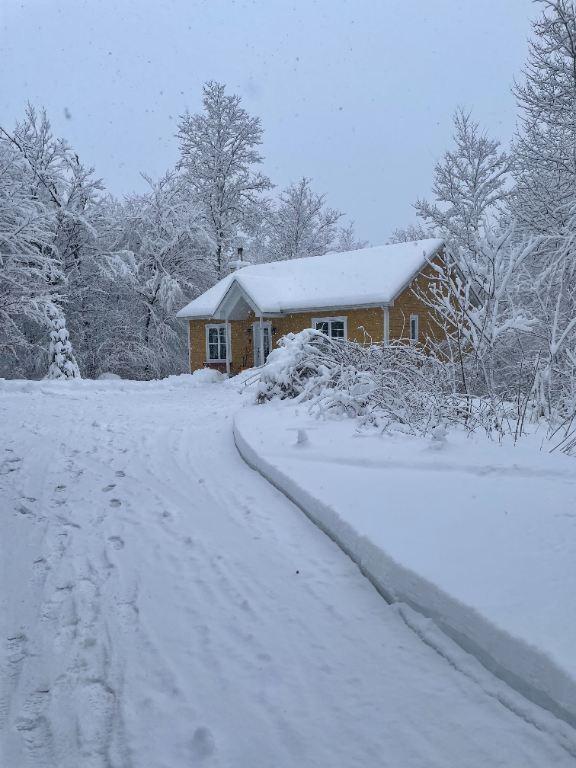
1 377 576 768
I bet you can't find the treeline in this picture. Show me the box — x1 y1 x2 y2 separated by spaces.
391 0 576 426
0 82 364 380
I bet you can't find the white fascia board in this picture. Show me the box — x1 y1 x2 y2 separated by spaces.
272 300 393 315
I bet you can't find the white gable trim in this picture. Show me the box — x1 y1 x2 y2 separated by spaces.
212 278 261 319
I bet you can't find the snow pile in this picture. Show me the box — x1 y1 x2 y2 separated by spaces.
234 402 576 728
0 372 225 396
258 329 467 435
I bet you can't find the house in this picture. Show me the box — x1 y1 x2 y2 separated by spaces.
176 238 445 374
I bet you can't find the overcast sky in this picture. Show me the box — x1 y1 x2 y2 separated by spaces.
1 0 536 244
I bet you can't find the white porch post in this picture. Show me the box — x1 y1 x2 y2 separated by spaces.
259 315 265 367
383 307 390 345
225 320 231 376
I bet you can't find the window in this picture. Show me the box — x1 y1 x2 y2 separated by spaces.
206 324 228 361
312 316 347 340
410 314 419 343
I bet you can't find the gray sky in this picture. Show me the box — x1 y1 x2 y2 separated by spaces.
1 0 536 243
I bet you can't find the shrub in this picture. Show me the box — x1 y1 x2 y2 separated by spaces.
257 329 464 434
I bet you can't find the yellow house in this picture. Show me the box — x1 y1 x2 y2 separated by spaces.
176 239 445 375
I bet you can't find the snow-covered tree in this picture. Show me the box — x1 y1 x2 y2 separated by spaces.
0 113 85 379
1 105 102 376
415 109 511 269
177 81 272 277
98 172 208 378
267 177 342 261
388 222 431 244
0 141 57 375
412 110 533 403
511 0 576 416
332 221 369 252
513 0 576 234
45 301 80 379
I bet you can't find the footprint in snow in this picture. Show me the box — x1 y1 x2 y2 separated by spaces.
109 499 122 508
55 484 66 493
190 727 216 760
32 558 48 577
114 470 126 478
0 455 22 475
102 484 116 492
15 504 34 518
108 536 124 550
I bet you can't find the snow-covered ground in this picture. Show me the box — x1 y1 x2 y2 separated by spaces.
2 376 576 767
235 399 576 729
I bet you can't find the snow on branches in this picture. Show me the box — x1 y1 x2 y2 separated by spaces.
257 329 468 436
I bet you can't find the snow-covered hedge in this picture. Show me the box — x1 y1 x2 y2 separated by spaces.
257 329 464 435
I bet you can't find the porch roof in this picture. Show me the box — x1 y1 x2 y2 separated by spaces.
176 238 444 319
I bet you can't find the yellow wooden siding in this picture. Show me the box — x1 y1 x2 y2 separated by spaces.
389 258 443 345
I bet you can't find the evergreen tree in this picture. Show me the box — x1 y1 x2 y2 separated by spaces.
45 301 81 379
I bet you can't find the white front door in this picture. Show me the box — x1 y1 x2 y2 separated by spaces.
253 322 272 367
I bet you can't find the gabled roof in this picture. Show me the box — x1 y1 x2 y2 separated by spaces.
176 238 444 319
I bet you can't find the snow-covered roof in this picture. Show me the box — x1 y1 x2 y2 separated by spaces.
176 238 444 319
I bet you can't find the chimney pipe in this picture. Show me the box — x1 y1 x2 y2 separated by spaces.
231 246 248 272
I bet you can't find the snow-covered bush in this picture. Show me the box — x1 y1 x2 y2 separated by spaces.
258 330 467 434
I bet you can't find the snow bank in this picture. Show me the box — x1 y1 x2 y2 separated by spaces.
234 401 576 727
0 372 225 395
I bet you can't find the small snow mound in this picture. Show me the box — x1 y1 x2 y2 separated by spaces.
191 368 226 384
97 372 122 380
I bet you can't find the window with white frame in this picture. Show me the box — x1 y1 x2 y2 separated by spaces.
312 316 347 340
410 314 419 343
206 324 228 361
